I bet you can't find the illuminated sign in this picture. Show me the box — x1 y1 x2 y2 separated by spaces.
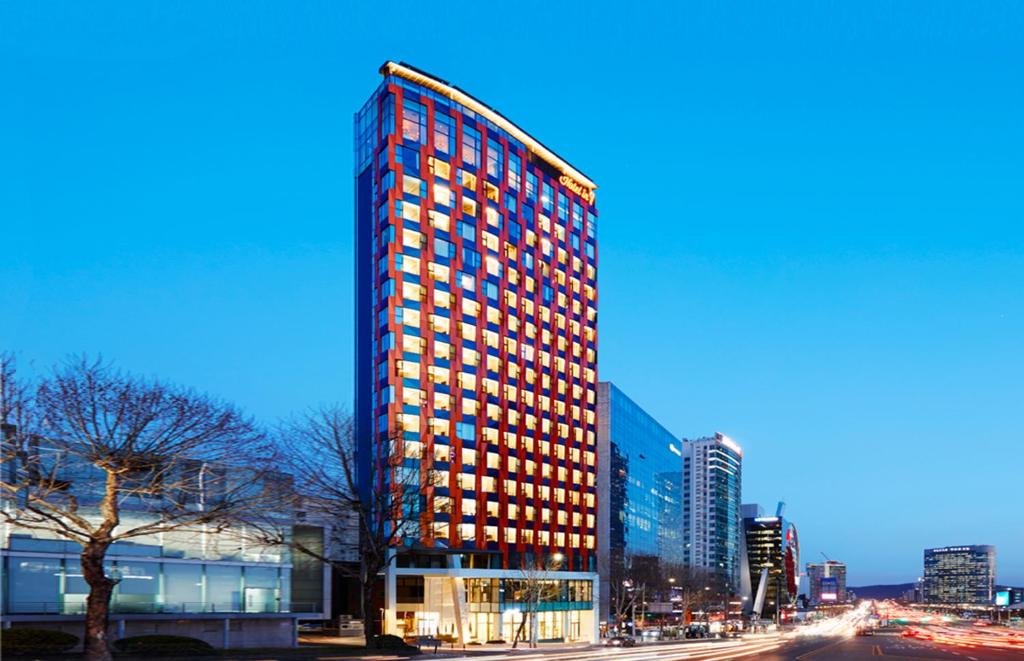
821 577 838 601
995 591 1010 606
559 174 596 204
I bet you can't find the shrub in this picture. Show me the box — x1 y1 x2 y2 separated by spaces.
113 635 216 656
2 628 80 656
372 634 420 655
373 634 408 649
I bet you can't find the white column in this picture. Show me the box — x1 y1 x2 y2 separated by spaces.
384 566 398 636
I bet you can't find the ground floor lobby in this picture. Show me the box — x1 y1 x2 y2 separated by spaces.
383 567 599 644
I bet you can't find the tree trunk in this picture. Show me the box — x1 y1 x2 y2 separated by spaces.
81 542 115 661
361 568 375 649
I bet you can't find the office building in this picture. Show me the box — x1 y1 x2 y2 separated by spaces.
741 502 799 620
682 433 743 594
923 545 995 605
596 382 683 624
354 62 600 643
806 560 847 605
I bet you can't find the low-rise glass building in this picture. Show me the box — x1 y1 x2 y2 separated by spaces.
0 436 329 648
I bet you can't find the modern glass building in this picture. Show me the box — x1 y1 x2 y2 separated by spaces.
354 62 600 643
923 545 995 605
0 437 328 648
682 433 742 594
741 503 799 620
595 382 683 623
806 560 847 604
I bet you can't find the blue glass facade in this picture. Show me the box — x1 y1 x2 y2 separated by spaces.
596 382 683 621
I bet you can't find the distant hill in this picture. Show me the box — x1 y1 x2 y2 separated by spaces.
849 583 914 599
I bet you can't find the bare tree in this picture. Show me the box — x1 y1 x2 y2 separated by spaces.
509 554 565 648
0 356 273 661
251 406 420 648
609 553 661 633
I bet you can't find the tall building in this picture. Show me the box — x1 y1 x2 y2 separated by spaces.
923 545 995 605
596 382 683 624
741 502 799 620
682 433 743 594
806 560 847 604
354 62 600 643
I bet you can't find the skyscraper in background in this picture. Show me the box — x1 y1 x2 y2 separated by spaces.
596 381 683 624
354 62 600 643
923 545 996 605
682 433 743 593
741 502 799 621
806 560 847 605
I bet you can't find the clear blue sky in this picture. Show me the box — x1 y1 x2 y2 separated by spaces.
3 1 1022 586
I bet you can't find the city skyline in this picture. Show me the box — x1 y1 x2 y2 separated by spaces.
2 0 1022 588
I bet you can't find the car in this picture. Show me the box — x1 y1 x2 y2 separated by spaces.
856 626 874 636
604 635 636 647
685 624 711 639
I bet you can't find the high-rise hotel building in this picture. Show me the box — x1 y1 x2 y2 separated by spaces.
354 62 600 643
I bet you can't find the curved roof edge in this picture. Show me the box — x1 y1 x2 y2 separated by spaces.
380 60 597 192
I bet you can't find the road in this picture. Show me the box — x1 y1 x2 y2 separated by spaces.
444 634 1023 660
441 602 1023 661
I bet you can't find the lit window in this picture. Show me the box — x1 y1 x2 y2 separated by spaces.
403 175 424 198
433 113 455 154
428 209 450 231
433 183 452 206
401 99 426 143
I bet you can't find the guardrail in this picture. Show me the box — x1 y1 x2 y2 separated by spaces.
3 601 323 615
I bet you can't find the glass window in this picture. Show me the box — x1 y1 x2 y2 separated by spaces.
6 556 61 613
402 99 427 144
541 182 553 212
433 111 455 154
115 561 159 595
206 564 242 612
462 125 481 168
526 172 537 201
163 563 202 613
508 152 521 190
487 138 503 179
434 237 453 258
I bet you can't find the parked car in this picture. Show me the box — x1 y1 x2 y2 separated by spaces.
604 635 636 647
685 624 710 639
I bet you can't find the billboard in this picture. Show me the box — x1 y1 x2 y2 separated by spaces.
995 591 1010 606
821 577 838 602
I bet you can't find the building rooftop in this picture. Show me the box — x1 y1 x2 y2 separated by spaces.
380 60 597 192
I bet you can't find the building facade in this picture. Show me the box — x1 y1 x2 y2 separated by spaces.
806 560 847 605
923 545 995 605
0 434 328 649
682 433 742 594
741 503 799 620
596 382 683 624
354 62 600 643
